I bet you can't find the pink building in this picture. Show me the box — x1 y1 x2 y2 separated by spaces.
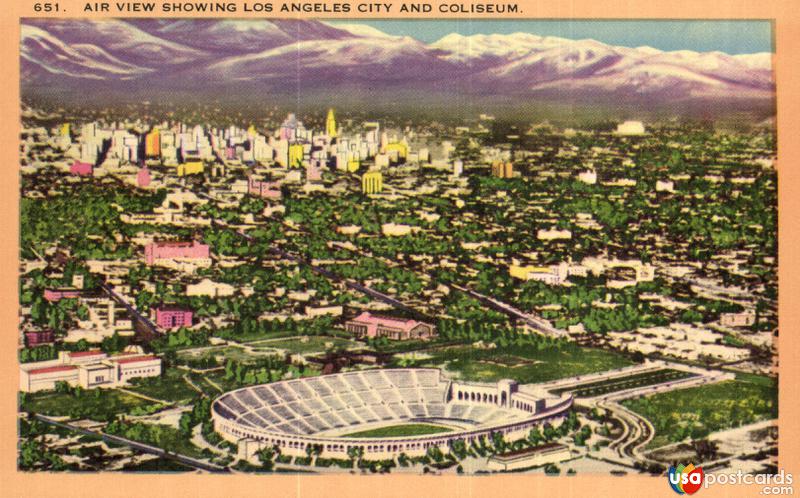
248 177 282 200
144 241 210 266
70 160 93 176
43 288 82 302
279 114 298 141
345 312 436 341
137 166 151 187
154 307 193 329
306 163 322 182
25 330 55 346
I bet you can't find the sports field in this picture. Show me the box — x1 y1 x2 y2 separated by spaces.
341 423 454 438
551 369 697 398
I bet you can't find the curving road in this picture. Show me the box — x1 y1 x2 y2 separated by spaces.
598 399 655 460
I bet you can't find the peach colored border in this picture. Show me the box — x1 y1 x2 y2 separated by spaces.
2 2 797 497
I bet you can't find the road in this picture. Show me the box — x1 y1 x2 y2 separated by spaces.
328 241 566 337
31 414 229 473
599 399 655 461
101 282 162 339
450 284 567 337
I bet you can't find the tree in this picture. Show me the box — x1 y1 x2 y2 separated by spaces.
528 427 544 446
544 463 561 475
448 438 468 460
426 445 445 463
256 445 278 471
490 432 506 454
542 423 558 441
692 439 719 461
347 446 364 465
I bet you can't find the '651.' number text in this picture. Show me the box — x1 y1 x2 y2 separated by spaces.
34 3 61 12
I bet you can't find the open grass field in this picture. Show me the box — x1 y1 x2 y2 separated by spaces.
20 389 157 421
405 343 634 385
176 345 275 364
126 368 201 403
551 369 697 398
250 336 360 355
622 374 778 449
177 336 360 364
341 423 454 438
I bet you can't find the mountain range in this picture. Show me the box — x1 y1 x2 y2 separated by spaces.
21 19 774 112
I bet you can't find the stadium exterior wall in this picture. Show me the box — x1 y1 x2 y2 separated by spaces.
211 369 574 461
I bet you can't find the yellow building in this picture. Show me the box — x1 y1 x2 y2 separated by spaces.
362 171 383 194
509 264 550 280
326 109 337 138
177 161 204 177
288 144 305 168
386 142 408 160
491 160 513 178
145 128 160 157
347 159 360 173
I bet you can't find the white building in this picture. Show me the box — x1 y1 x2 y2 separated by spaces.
656 180 675 193
186 278 236 298
615 120 646 135
578 170 597 184
537 228 572 241
721 310 756 327
19 349 162 393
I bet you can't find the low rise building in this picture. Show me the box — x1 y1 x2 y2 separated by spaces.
19 350 162 393
70 160 93 176
721 310 756 327
345 312 436 341
144 240 211 271
43 288 82 302
487 443 572 471
154 306 193 330
186 278 235 297
24 329 55 346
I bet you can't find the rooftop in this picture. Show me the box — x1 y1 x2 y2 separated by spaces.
69 350 104 358
113 355 159 365
490 442 568 461
28 365 77 376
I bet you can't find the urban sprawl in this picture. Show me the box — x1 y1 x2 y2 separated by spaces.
19 104 777 475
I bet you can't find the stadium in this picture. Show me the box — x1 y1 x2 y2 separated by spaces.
211 368 573 460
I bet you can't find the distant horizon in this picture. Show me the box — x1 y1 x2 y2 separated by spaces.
327 20 773 55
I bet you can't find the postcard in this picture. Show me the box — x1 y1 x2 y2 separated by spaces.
3 1 797 497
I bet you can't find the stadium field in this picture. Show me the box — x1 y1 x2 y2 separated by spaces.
341 423 454 438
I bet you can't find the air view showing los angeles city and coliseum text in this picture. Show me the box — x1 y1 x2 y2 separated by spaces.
18 19 777 476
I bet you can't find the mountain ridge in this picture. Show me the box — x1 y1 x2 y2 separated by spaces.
21 19 774 109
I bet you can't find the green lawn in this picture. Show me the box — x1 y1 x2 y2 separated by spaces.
622 375 778 449
342 423 453 438
251 336 360 355
406 343 634 384
126 368 200 403
177 345 274 363
21 389 157 421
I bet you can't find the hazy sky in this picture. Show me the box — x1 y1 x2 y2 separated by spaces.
328 20 773 55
